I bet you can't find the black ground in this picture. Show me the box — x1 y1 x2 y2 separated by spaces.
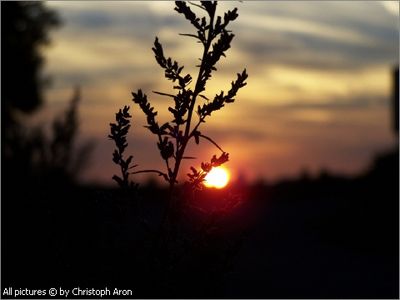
2 149 398 298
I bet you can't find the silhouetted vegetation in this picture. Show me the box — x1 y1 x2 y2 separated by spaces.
2 2 92 187
109 106 137 189
2 5 94 295
3 88 93 188
108 2 249 294
2 150 398 298
2 2 398 299
110 1 247 192
2 2 59 116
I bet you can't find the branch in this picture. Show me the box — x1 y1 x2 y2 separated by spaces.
131 169 169 182
179 33 201 40
199 134 224 152
153 91 175 98
188 1 207 11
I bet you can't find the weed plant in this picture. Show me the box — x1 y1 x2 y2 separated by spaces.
109 0 247 202
109 2 248 294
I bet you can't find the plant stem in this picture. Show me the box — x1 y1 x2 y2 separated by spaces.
161 6 216 234
171 6 216 185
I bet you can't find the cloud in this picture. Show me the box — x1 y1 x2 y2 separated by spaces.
48 2 181 40
269 94 389 111
230 1 398 72
40 1 398 184
381 1 400 17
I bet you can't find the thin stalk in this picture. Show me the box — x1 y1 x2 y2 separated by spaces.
160 6 216 234
171 6 216 184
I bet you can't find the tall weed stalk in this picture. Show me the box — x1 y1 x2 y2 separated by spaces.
109 1 248 228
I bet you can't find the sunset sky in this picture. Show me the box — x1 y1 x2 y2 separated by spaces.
35 1 399 186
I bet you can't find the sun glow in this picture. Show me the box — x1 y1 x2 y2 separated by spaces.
204 166 230 189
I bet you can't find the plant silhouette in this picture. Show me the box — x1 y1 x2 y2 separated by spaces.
2 2 92 187
4 88 93 187
109 1 248 224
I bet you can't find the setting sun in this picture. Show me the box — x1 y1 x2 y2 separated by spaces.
204 166 230 189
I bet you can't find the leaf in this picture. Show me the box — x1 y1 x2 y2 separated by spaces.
153 91 175 98
198 94 209 101
175 1 202 30
200 1 216 16
152 37 166 68
179 33 200 40
112 150 120 164
193 130 201 145
126 155 133 167
112 175 124 187
159 122 172 134
224 8 238 25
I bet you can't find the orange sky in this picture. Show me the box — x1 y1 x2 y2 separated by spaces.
32 1 399 186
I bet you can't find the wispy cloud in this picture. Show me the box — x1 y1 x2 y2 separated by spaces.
40 1 398 185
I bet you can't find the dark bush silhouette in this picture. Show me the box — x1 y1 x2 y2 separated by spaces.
2 2 92 188
1 2 59 115
4 88 93 188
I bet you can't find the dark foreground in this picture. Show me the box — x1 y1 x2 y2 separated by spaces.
2 149 398 298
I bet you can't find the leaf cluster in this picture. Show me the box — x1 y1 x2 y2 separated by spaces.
111 1 248 191
109 106 137 189
187 152 229 190
197 69 248 119
132 1 247 187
